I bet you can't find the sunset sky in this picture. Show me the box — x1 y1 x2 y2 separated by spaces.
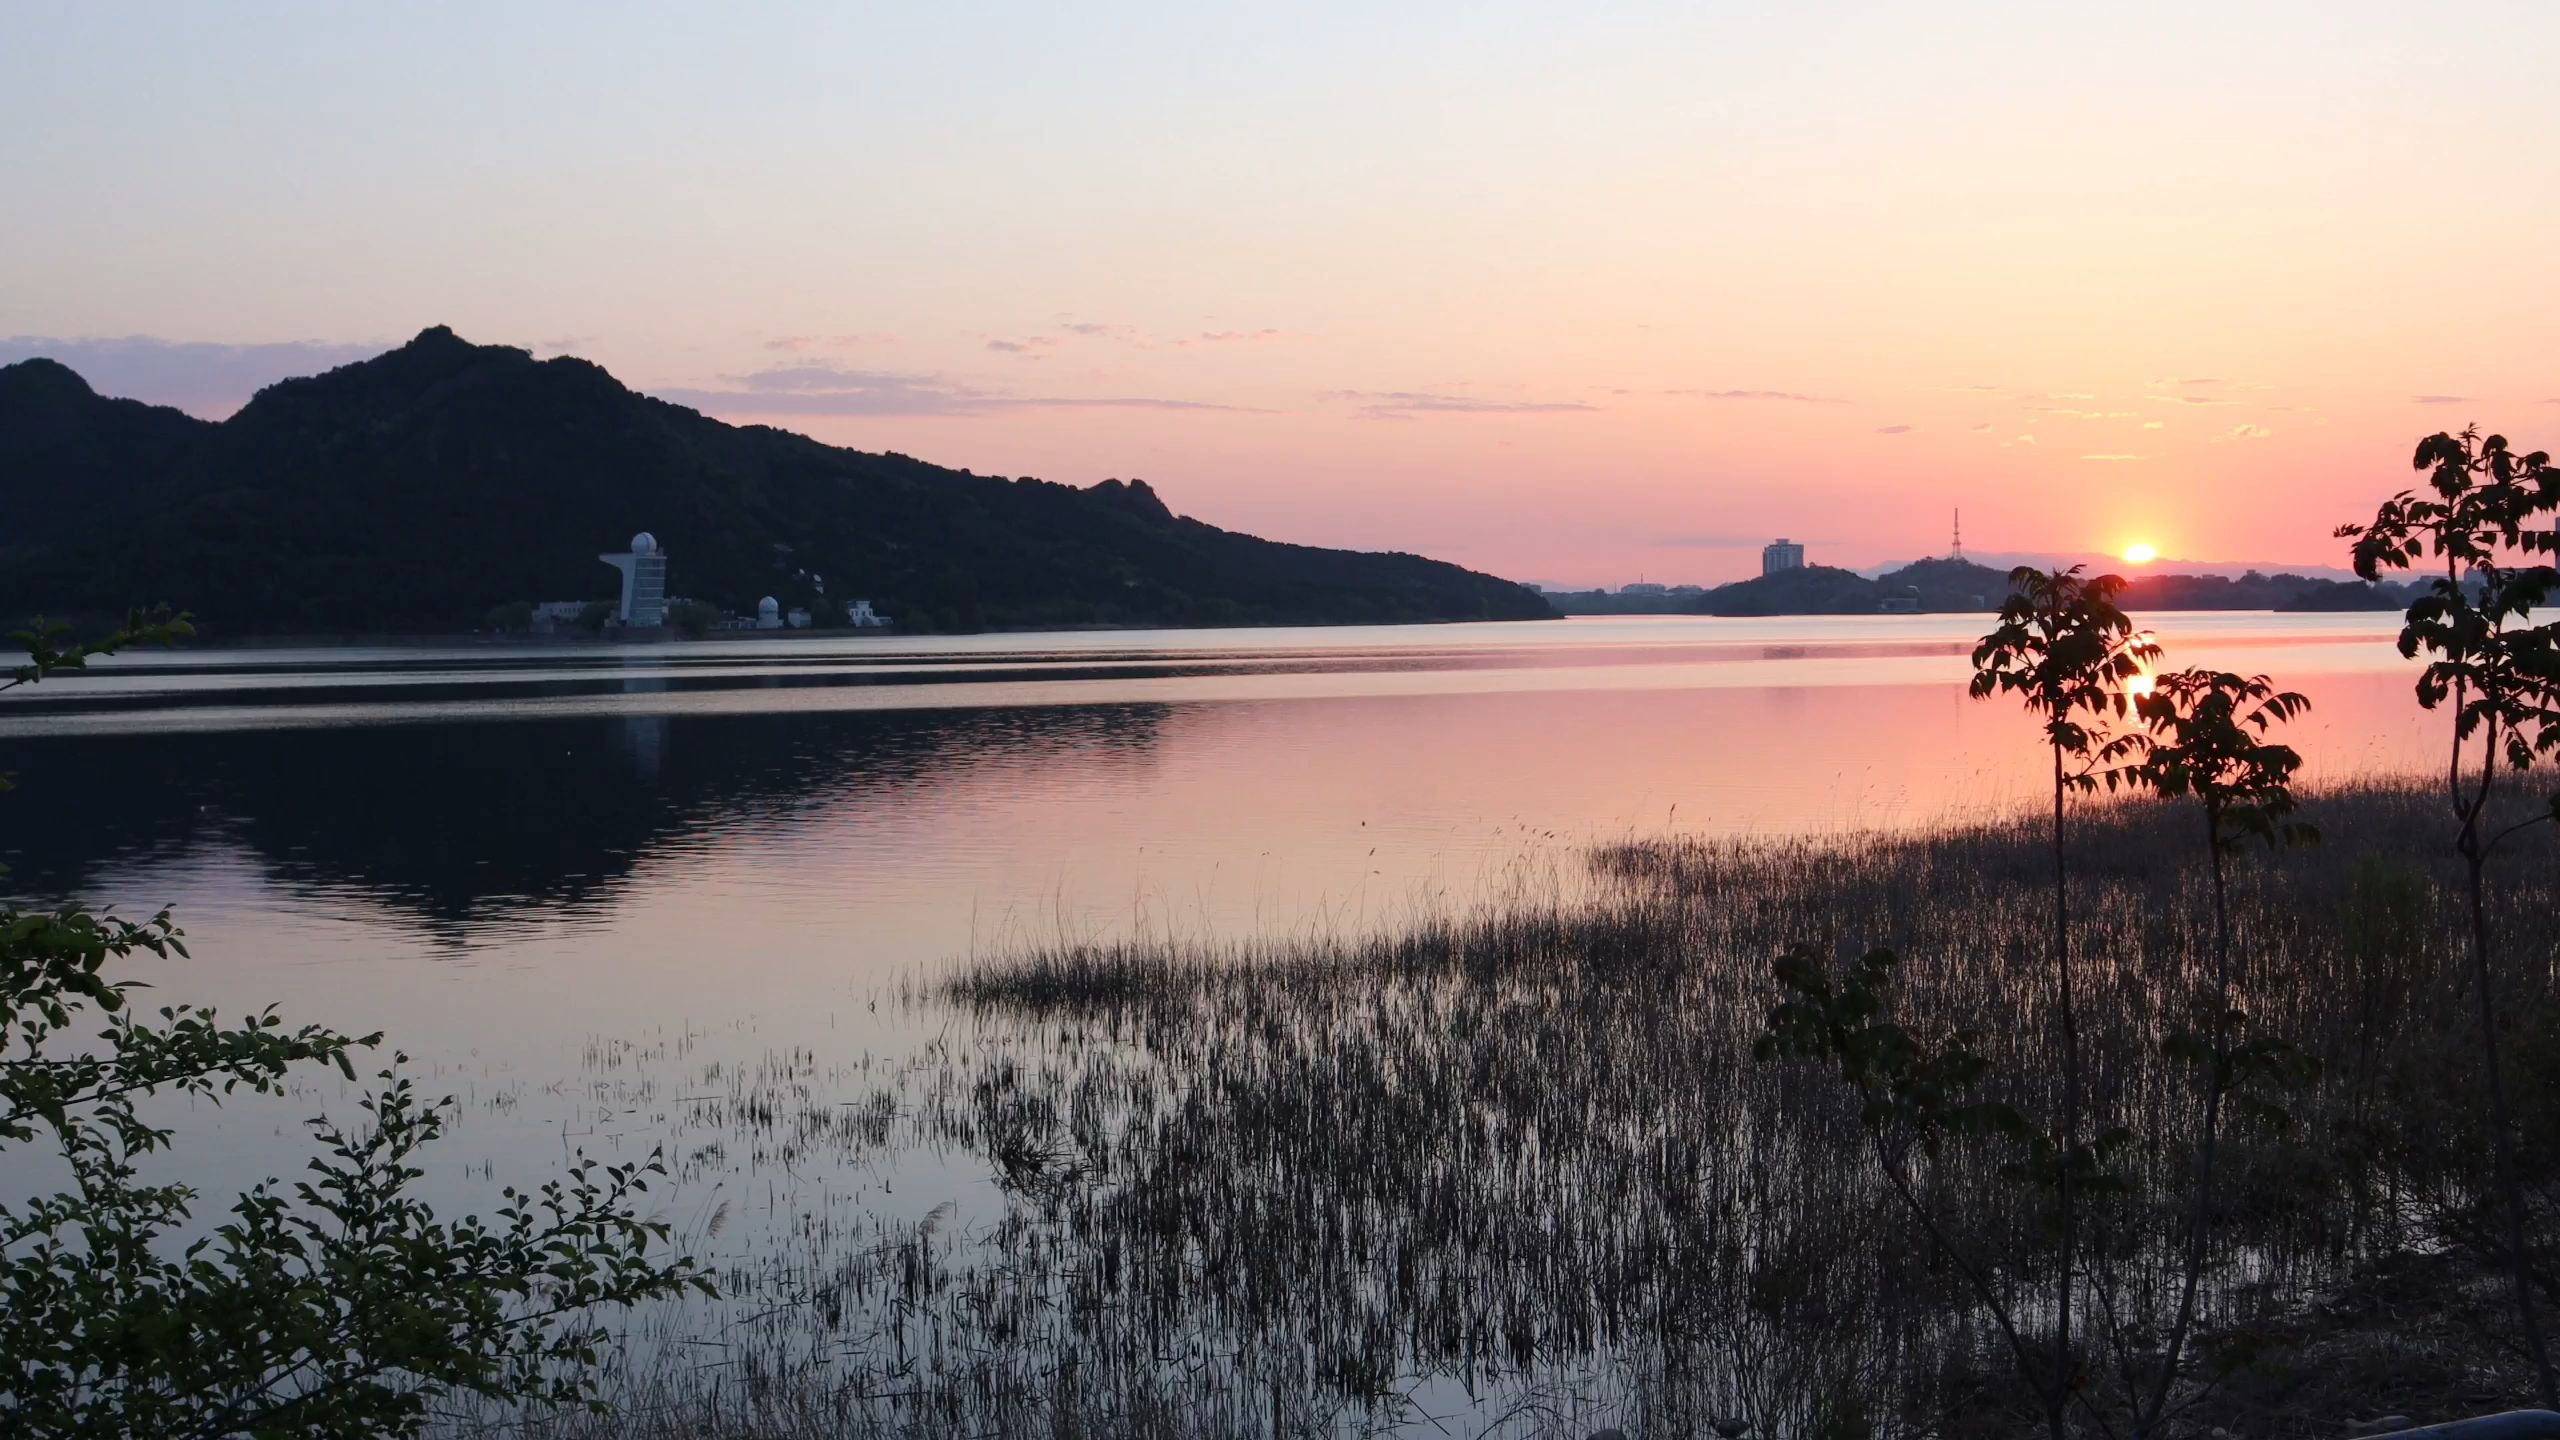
6 2 2556 586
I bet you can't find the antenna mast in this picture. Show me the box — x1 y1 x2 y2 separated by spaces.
1951 508 1964 560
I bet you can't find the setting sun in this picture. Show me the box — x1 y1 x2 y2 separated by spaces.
2122 543 2159 564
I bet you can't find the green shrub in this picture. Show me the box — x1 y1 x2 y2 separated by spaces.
0 611 707 1439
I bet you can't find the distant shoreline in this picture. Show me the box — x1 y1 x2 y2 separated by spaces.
164 611 1571 650
119 606 2405 654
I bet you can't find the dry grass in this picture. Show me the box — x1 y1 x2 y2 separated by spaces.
454 779 2560 1439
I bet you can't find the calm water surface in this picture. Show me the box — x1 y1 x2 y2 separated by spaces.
0 612 2442 1404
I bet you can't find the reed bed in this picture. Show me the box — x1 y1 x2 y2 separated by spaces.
454 779 2560 1439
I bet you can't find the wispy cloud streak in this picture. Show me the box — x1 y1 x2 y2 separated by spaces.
1329 389 1598 420
656 362 1267 416
1663 387 1846 404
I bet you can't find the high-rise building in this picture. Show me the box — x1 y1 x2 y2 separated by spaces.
1761 538 1806 575
599 532 669 627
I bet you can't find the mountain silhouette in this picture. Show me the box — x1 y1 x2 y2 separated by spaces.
0 327 1553 634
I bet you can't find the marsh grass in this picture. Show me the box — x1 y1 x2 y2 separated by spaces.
462 780 2560 1439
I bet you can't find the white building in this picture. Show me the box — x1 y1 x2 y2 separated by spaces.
598 532 670 627
755 596 784 630
530 600 589 634
1761 538 1806 576
844 599 892 628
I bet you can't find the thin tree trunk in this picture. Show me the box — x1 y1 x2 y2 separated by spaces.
2050 740 2079 1437
2431 553 2551 1404
2463 838 2556 1407
2145 812 2229 1432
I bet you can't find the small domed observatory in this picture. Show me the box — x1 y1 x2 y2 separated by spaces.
599 532 669 627
756 595 783 630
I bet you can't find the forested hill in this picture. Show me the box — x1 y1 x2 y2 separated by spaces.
0 327 1554 635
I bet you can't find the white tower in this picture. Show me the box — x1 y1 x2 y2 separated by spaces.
598 531 669 627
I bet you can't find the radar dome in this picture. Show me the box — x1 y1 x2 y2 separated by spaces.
630 532 659 556
758 596 780 617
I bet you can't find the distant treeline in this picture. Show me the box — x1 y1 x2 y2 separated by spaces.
1552 558 2425 617
1540 588 1708 614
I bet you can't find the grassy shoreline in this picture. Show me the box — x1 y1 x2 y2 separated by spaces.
474 778 2558 1438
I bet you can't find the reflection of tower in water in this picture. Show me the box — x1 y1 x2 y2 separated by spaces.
618 660 667 779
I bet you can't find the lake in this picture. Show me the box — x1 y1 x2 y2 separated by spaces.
0 612 2428 1017
0 610 2448 1426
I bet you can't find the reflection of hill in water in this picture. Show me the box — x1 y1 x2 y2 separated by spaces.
0 704 1169 938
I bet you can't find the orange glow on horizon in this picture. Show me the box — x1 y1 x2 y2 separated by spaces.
2122 543 2159 565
